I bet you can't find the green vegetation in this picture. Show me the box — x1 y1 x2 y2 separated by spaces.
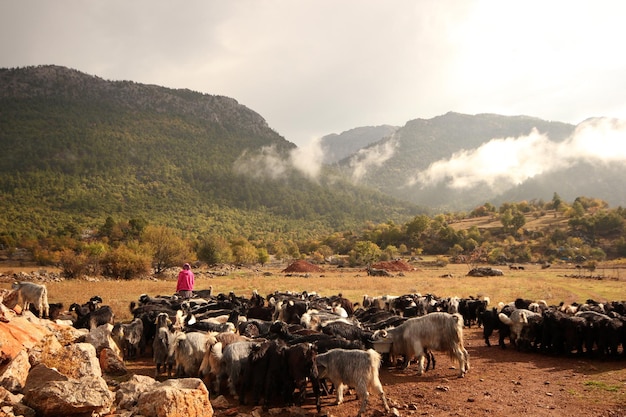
2 66 626 279
0 66 419 243
2 195 626 279
584 381 621 392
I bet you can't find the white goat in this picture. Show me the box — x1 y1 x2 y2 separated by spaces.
11 281 49 318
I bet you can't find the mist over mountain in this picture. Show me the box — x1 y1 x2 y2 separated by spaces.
319 125 398 164
326 113 626 210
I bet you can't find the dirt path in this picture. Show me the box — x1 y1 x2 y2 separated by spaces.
123 326 626 417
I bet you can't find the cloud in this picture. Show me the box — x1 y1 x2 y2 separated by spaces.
233 146 290 180
289 137 325 179
348 136 399 182
409 117 626 192
232 140 325 181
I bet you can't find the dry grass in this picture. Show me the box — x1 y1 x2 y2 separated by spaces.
449 209 569 232
2 259 626 322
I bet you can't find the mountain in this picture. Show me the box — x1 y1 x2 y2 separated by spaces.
0 65 420 240
331 112 626 210
319 125 398 164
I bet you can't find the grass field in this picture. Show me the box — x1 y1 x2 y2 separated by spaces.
2 259 626 322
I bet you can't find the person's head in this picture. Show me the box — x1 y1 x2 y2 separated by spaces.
183 263 190 270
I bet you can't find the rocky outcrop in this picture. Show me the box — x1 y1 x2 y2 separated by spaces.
0 305 214 417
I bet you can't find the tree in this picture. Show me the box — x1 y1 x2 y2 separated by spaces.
197 234 233 265
552 192 562 211
231 238 259 265
141 225 193 274
500 208 526 235
257 247 269 265
349 241 381 266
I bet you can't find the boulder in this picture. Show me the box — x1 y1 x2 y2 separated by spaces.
136 378 213 417
82 323 122 357
99 347 127 376
115 374 159 410
63 343 103 378
0 385 35 417
22 363 113 416
0 314 54 361
0 349 30 392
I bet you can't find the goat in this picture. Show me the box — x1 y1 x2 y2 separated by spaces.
214 340 257 398
73 305 115 330
111 318 145 360
320 320 375 348
199 331 251 391
498 308 541 347
11 281 49 318
376 312 469 377
239 339 289 407
169 331 208 377
314 348 389 417
153 313 175 377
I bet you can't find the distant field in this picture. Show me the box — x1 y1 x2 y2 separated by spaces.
2 259 626 322
449 209 569 232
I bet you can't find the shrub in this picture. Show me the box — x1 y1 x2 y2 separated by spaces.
59 249 89 279
101 244 151 279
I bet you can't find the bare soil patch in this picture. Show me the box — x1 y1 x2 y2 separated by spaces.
282 260 325 273
371 259 414 272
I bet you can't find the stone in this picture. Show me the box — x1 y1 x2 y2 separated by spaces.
0 349 30 392
136 377 213 417
0 315 54 361
211 394 231 409
100 347 127 376
53 342 102 379
115 374 159 410
83 323 122 358
23 364 113 416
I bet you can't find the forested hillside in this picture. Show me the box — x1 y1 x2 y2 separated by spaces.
0 65 419 241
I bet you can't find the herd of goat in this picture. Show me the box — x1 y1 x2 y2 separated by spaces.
8 280 626 416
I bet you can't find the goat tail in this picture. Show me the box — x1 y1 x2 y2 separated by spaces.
498 312 513 326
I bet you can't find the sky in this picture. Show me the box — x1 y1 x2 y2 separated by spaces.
2 0 626 150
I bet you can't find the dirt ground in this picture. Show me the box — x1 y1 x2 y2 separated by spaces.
122 325 626 417
3 261 626 416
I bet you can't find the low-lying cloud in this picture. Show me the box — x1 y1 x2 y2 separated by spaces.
408 117 626 192
233 140 325 181
348 136 398 182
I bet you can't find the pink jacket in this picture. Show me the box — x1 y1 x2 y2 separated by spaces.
176 269 195 292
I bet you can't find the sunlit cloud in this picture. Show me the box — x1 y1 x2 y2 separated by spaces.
409 117 626 191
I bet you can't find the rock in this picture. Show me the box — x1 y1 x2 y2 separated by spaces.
2 403 36 417
0 315 54 361
52 343 102 379
0 349 30 392
23 363 113 416
211 394 231 409
0 385 34 417
83 323 122 357
136 377 213 417
99 347 127 376
115 374 159 410
27 333 64 366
